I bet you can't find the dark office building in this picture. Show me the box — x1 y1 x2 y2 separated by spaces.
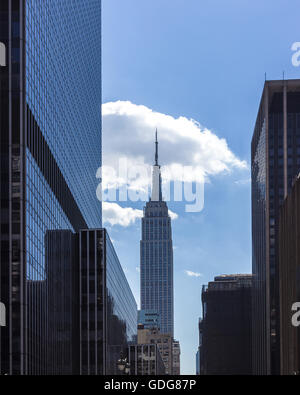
252 80 300 375
279 175 300 375
200 275 252 375
128 344 166 375
45 230 79 375
196 350 200 375
140 133 174 336
0 1 102 375
197 318 202 375
79 229 137 375
24 228 137 375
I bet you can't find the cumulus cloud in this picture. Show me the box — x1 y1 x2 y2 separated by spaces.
101 100 247 226
102 101 247 184
102 202 143 227
185 270 203 278
103 202 178 227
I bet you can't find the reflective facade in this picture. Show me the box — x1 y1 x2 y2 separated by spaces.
79 229 137 375
0 0 102 375
140 135 174 336
252 80 300 375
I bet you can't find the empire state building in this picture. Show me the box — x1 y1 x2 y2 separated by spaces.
140 132 174 335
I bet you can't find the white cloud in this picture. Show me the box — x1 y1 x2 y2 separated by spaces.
103 202 178 227
101 101 247 226
169 210 178 220
102 202 143 227
102 101 247 194
185 270 203 278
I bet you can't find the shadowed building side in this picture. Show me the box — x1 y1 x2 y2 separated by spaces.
279 175 300 375
201 274 252 375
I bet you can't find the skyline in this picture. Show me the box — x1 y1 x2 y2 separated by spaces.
102 0 300 374
1 0 300 377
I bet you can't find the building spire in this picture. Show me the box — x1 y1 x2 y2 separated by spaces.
155 129 159 166
151 129 162 202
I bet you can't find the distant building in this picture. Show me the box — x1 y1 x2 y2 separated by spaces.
137 324 173 374
196 318 202 375
201 274 252 375
252 79 300 375
138 310 161 330
140 132 174 336
279 175 300 375
172 340 181 375
196 350 200 375
128 344 166 375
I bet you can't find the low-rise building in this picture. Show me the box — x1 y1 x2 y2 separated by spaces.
128 344 166 375
137 324 173 374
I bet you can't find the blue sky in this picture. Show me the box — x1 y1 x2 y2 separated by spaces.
102 0 300 374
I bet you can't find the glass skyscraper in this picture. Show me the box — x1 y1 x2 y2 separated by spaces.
0 1 102 375
79 229 137 375
252 80 300 375
140 132 174 336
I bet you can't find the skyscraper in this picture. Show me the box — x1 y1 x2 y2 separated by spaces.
200 275 253 375
0 1 102 375
79 229 137 375
252 79 300 375
140 132 174 336
279 175 300 375
35 228 137 375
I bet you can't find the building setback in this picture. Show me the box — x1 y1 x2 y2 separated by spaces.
200 275 252 375
0 0 102 375
252 79 300 375
140 132 174 336
279 175 300 375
